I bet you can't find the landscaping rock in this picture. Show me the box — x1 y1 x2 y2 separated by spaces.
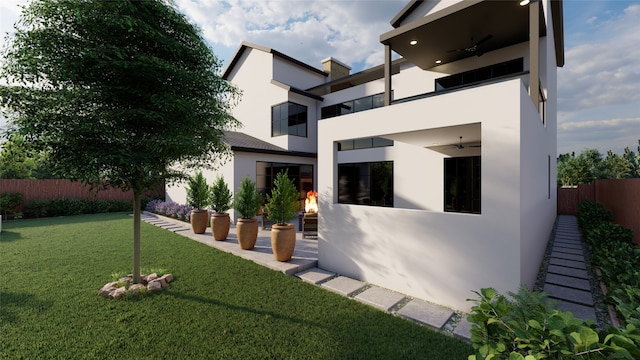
147 273 159 282
129 284 146 296
99 273 172 299
160 273 174 284
112 287 126 299
147 280 162 293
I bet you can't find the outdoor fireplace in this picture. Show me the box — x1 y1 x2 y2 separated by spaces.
303 191 318 238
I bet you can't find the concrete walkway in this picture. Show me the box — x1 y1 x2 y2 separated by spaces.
139 212 600 341
542 215 598 322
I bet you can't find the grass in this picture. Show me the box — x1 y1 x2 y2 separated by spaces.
0 213 473 359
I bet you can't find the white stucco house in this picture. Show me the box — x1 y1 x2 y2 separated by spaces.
166 0 565 311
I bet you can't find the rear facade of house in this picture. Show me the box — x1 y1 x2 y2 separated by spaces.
166 0 564 311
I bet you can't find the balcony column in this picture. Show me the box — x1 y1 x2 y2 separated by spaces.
529 0 540 106
384 44 392 106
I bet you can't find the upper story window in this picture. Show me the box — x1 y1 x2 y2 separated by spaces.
272 102 307 137
435 58 524 91
321 93 385 119
337 137 393 151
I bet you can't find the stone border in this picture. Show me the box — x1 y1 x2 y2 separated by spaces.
98 273 174 299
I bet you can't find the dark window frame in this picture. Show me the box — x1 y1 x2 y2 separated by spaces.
338 161 394 207
444 156 481 214
271 101 308 137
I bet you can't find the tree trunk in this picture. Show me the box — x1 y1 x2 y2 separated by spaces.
133 192 141 284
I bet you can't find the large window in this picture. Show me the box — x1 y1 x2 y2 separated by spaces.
338 161 393 207
256 162 313 202
337 137 393 151
272 102 307 137
444 156 481 214
321 93 385 119
435 58 524 91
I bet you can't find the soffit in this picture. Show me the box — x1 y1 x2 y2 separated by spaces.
380 0 546 70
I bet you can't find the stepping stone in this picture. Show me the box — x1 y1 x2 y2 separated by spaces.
453 318 473 340
554 237 582 244
321 276 367 296
553 243 583 250
355 287 405 312
296 268 335 284
549 258 586 270
397 299 454 330
545 273 591 291
554 300 597 322
544 284 594 306
551 251 585 262
547 264 589 279
552 247 584 256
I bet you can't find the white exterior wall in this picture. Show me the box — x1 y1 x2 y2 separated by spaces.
273 57 326 90
165 159 235 210
318 79 529 311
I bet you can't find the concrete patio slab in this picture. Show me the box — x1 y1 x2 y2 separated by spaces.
354 286 406 311
296 268 335 284
453 318 473 340
549 258 586 270
544 284 594 306
397 299 454 330
555 300 597 322
547 264 589 279
321 276 367 296
545 273 591 291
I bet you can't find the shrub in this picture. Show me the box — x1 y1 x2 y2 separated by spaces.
209 176 233 213
467 287 640 359
0 192 24 218
233 176 261 219
22 198 132 218
577 200 640 328
264 170 299 225
145 200 193 222
185 171 210 210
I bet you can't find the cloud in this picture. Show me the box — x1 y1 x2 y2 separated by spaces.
558 117 640 154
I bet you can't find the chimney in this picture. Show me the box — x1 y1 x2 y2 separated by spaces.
322 57 351 81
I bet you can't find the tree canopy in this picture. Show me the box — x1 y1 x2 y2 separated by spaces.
0 0 241 282
557 140 640 187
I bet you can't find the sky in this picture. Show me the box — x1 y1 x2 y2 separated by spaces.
1 0 639 155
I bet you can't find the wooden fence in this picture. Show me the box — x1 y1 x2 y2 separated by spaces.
558 178 640 247
0 179 164 213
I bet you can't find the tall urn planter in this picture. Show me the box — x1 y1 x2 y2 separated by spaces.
271 224 296 261
233 176 262 250
265 170 300 262
186 171 211 234
190 210 209 234
209 176 233 241
211 213 230 241
236 218 258 250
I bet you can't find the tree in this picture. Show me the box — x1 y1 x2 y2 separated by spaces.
623 140 640 178
0 131 56 179
0 0 240 283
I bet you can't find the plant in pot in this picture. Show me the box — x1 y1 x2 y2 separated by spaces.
209 176 233 241
233 175 262 250
186 171 210 234
264 169 300 261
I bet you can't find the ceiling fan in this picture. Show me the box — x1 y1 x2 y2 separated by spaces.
447 34 493 57
452 136 481 149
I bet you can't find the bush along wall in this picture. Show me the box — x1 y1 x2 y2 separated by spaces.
0 192 24 219
467 287 640 359
577 200 640 329
22 198 133 218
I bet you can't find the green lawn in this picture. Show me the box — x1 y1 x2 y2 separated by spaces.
0 213 472 359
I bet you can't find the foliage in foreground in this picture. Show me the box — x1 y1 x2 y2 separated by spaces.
0 214 472 359
467 287 640 359
577 200 640 328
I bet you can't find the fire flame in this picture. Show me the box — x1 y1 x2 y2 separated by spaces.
305 190 318 213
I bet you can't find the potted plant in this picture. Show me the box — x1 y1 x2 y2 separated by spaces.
186 171 210 234
209 176 233 241
264 170 300 261
233 175 262 250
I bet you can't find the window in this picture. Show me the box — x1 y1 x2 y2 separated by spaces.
271 102 307 137
435 58 524 91
539 85 546 125
321 93 385 119
338 161 393 207
444 156 481 214
256 162 313 202
337 137 393 151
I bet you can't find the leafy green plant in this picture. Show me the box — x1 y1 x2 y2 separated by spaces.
264 170 299 225
209 176 233 213
185 171 210 210
467 287 640 359
233 176 261 219
0 192 24 218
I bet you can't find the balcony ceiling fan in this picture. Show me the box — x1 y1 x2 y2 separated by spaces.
447 34 493 57
452 136 481 150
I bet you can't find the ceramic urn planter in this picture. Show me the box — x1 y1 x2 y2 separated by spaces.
211 213 230 241
271 224 296 261
236 218 258 250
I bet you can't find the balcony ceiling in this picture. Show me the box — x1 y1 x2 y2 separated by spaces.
380 0 546 70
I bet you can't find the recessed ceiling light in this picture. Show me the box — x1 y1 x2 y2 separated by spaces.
410 40 418 46
519 0 530 6
435 60 442 64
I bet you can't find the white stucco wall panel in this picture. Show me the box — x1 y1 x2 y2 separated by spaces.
318 79 527 311
273 57 326 90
